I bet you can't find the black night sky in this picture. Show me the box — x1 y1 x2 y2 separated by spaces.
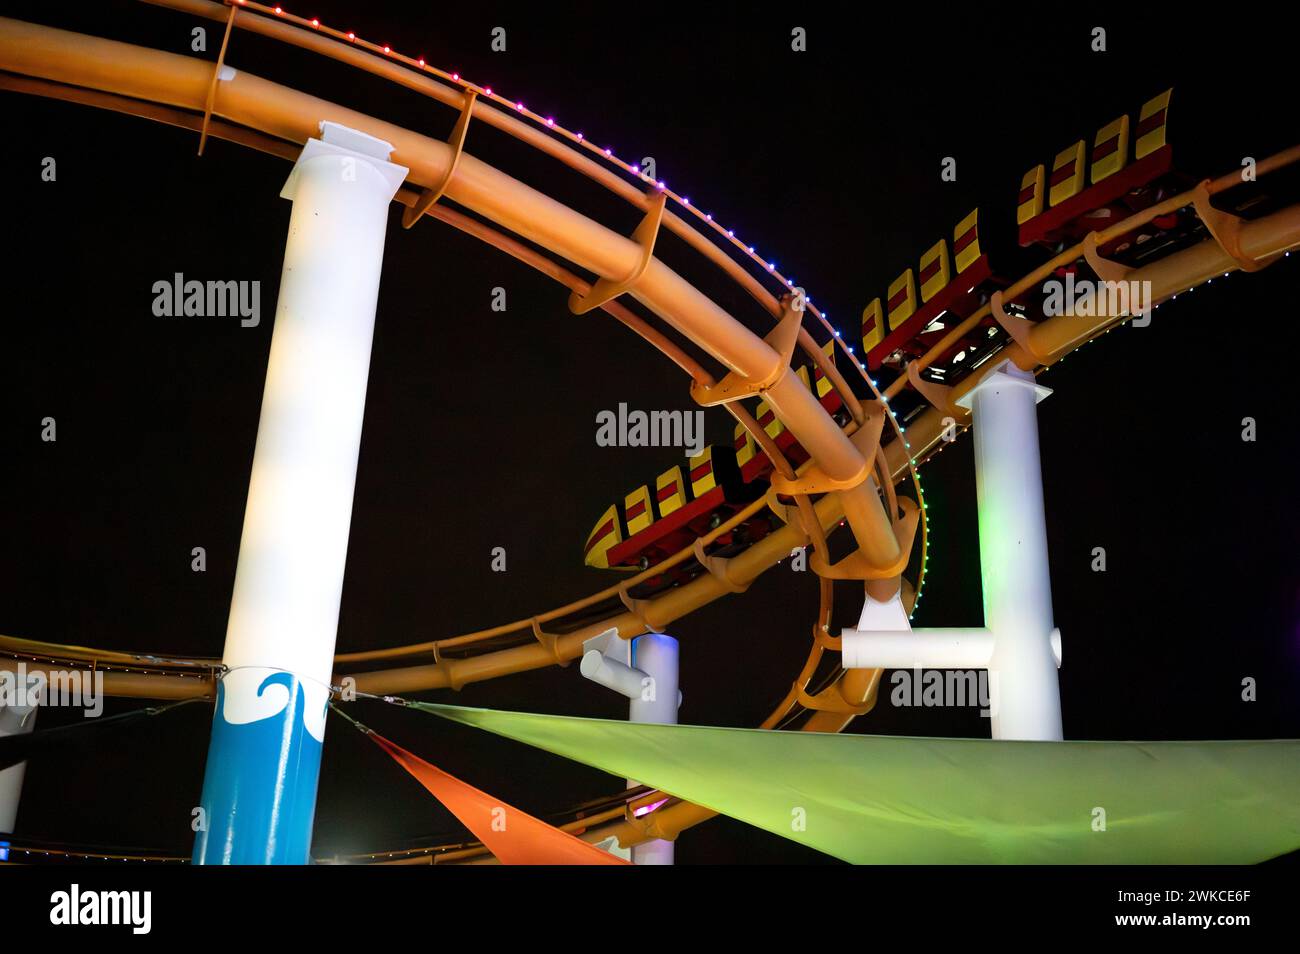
1 1 1297 866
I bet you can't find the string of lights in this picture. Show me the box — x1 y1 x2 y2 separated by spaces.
230 0 933 612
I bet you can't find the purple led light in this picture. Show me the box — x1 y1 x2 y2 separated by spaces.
386 64 852 400
633 797 671 818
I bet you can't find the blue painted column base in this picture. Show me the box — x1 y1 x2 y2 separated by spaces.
192 668 329 865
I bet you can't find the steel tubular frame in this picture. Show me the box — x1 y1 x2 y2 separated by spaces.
1 2 1298 860
0 5 920 702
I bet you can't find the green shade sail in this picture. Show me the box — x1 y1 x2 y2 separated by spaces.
408 701 1300 864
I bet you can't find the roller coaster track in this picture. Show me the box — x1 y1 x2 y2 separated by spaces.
1 0 1297 863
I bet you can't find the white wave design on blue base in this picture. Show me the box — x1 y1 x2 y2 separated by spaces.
192 668 329 865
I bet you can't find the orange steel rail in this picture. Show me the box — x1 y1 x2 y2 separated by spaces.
1 4 1297 859
0 3 925 707
886 152 1300 404
0 3 926 854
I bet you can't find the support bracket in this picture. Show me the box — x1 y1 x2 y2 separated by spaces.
796 682 875 716
568 191 668 313
1081 230 1132 283
617 586 663 634
905 360 966 420
443 660 467 693
762 488 810 541
691 538 750 593
809 496 920 581
767 401 885 496
990 290 1050 364
530 616 568 666
198 4 237 156
1191 180 1275 272
688 296 803 407
402 90 477 228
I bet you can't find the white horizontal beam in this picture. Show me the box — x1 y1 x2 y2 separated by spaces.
579 651 648 700
843 627 1063 671
842 628 994 670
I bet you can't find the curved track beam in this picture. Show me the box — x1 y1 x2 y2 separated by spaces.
3 7 1298 861
0 12 905 586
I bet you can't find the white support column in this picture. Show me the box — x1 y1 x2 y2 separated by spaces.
0 696 37 837
628 633 678 866
959 361 1062 740
841 361 1063 741
579 628 680 864
193 122 408 864
222 121 408 693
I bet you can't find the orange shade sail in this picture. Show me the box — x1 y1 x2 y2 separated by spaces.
367 732 628 865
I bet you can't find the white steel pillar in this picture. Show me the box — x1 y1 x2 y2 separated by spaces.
629 633 678 865
579 628 680 864
960 362 1062 740
842 361 1063 741
0 695 37 837
193 122 407 864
